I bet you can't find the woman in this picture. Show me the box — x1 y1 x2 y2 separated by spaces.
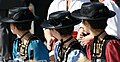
72 2 120 62
76 0 120 52
1 7 49 61
41 11 86 62
45 0 90 61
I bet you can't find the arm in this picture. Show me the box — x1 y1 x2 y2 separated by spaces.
12 39 18 60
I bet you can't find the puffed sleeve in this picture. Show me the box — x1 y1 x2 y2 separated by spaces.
28 40 49 62
105 40 120 62
67 50 84 62
12 39 19 59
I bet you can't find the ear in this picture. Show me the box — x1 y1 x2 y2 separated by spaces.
13 24 17 29
11 23 18 31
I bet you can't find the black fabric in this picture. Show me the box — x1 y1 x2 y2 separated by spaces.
65 41 83 60
24 0 53 41
41 11 81 29
1 7 37 23
58 36 73 62
0 0 25 9
71 2 116 20
58 40 84 62
91 35 120 62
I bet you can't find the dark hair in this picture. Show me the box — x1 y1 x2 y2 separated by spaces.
13 21 32 31
84 19 107 29
55 26 74 37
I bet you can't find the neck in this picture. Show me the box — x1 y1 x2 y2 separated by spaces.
90 29 107 41
61 35 74 47
17 30 32 41
62 35 72 42
17 31 29 38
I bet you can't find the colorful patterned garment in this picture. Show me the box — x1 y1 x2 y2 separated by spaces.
54 40 86 62
86 35 120 62
12 37 49 62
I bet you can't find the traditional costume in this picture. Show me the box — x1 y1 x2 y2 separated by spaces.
72 2 120 62
41 11 85 62
1 7 49 61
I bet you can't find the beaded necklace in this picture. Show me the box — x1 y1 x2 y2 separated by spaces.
57 36 73 61
17 31 30 60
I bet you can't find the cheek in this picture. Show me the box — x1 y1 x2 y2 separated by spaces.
10 25 15 34
50 30 59 38
50 31 54 36
51 31 57 37
83 25 89 33
50 30 55 37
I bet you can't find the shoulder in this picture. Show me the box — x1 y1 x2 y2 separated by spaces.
107 39 120 46
68 41 85 56
13 38 19 44
28 36 45 47
28 36 43 44
105 35 120 51
105 35 120 45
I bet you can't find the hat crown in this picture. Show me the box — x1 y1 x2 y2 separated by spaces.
81 2 111 19
72 2 116 20
41 11 81 29
8 7 35 21
49 11 70 20
48 11 73 27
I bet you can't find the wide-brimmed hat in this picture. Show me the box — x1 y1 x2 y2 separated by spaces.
1 7 39 23
71 2 116 20
41 11 81 29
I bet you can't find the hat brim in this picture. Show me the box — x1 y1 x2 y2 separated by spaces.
0 17 33 23
41 19 81 29
71 9 116 20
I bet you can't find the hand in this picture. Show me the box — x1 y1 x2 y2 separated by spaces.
79 35 92 46
76 27 85 40
77 27 92 46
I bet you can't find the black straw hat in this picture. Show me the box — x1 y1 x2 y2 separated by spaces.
71 2 116 20
1 7 39 23
41 11 81 29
